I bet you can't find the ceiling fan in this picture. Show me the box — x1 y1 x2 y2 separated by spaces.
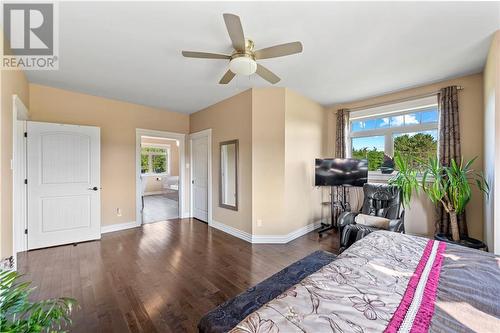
182 13 303 85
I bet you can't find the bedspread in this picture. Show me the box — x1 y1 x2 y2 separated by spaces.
230 231 500 333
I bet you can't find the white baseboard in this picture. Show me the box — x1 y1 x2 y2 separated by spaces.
101 221 141 234
210 220 322 244
252 221 322 244
101 219 322 242
210 220 253 242
142 217 180 224
144 191 164 196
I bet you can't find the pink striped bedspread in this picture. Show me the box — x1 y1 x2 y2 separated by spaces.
230 231 500 333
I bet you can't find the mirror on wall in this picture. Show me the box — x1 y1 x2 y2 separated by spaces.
219 140 238 210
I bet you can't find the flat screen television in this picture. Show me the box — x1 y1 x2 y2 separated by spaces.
315 158 368 187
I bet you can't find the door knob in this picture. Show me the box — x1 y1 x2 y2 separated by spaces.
88 186 99 191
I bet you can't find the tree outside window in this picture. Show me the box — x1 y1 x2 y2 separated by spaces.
141 146 169 174
141 154 149 173
352 136 385 171
349 106 439 171
394 131 437 167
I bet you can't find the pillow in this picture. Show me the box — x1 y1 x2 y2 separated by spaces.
355 214 390 230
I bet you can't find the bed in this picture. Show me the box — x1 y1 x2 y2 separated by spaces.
199 231 500 333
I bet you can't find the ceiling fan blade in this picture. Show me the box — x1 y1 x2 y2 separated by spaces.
182 51 230 59
223 13 246 51
256 64 280 84
219 69 236 84
254 41 303 59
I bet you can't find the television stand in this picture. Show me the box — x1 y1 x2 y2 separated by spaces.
318 186 350 237
317 223 335 236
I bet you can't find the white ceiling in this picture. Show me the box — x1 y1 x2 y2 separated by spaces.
26 1 500 114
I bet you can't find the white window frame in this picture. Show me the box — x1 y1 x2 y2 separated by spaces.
347 96 439 177
141 143 171 175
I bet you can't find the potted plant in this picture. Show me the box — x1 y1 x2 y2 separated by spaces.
388 152 420 208
390 153 489 249
422 156 488 247
1 270 78 332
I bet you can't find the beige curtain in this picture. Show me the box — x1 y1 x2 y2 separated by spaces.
437 86 467 236
335 109 349 158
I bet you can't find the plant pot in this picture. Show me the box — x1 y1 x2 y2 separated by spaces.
434 233 487 250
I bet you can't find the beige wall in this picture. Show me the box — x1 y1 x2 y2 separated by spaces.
192 88 327 236
143 176 163 194
328 73 485 239
141 137 180 194
251 88 286 235
29 84 189 227
283 89 328 234
190 89 253 233
0 69 29 259
483 30 500 253
251 88 327 236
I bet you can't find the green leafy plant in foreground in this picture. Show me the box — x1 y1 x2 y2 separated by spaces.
388 152 420 208
0 270 77 333
390 154 489 242
422 156 489 241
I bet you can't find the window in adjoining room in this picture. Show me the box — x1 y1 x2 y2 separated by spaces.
348 96 439 172
141 145 170 174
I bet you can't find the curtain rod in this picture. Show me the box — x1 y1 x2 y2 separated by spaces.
345 86 464 113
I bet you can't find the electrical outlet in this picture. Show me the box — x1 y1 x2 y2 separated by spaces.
116 208 122 217
257 219 262 227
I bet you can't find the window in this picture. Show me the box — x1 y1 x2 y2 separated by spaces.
351 136 385 171
393 130 438 166
349 96 439 171
141 145 170 174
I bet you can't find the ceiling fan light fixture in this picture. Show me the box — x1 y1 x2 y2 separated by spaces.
182 14 302 84
229 56 257 76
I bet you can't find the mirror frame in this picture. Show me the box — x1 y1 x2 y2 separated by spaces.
219 139 239 211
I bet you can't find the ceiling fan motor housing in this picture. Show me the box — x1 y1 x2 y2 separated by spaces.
230 40 257 75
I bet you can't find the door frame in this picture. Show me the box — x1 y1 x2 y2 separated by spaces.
12 95 29 266
135 128 187 226
189 129 212 226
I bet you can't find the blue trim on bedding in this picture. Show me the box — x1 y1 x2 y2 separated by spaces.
198 250 337 333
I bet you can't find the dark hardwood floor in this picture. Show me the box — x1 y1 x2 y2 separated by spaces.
17 218 339 333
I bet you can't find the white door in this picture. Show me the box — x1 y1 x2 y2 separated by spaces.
191 135 209 222
27 122 101 249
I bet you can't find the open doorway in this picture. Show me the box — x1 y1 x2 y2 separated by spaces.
139 135 181 223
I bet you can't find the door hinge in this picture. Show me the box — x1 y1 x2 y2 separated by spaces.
24 179 27 185
24 229 28 235
24 132 27 137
